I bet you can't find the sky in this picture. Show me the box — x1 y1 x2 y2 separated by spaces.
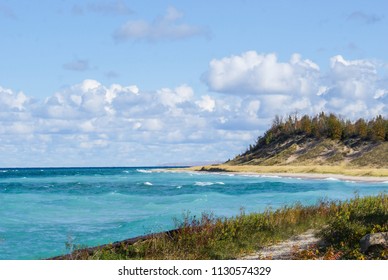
0 0 387 167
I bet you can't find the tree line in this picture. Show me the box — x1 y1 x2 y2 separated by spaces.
247 112 387 153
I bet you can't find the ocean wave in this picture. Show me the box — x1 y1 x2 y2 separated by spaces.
194 181 224 186
324 177 340 181
194 182 214 186
260 175 281 178
242 174 281 179
137 169 153 174
144 182 153 186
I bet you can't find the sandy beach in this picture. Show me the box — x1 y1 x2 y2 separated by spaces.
174 165 388 183
235 172 388 183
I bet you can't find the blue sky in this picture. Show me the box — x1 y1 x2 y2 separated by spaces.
0 0 387 167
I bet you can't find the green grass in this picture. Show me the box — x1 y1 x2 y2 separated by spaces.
296 193 388 259
61 194 387 260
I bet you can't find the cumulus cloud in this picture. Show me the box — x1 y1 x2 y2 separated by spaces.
157 84 194 108
328 55 378 99
0 80 264 167
1 53 387 167
196 95 216 112
322 55 387 119
203 51 320 95
203 51 387 119
0 86 29 112
113 6 209 42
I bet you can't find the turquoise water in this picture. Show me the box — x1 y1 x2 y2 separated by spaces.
0 167 387 260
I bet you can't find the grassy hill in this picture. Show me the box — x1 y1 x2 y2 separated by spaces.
196 113 388 176
228 135 387 168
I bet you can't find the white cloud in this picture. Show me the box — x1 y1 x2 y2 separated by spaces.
328 55 378 99
196 95 215 112
157 84 194 108
204 52 387 120
1 53 387 167
374 89 387 99
203 51 320 95
3 80 261 166
0 86 29 112
113 6 209 42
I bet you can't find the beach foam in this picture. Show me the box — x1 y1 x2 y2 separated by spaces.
137 169 153 174
324 177 340 181
195 182 214 186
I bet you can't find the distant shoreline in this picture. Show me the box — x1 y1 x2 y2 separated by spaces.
174 165 388 183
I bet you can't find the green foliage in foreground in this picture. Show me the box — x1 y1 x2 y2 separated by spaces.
296 193 388 260
66 194 387 260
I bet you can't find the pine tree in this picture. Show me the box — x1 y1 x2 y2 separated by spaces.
327 114 343 140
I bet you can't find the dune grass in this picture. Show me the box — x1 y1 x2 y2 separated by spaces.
62 194 387 260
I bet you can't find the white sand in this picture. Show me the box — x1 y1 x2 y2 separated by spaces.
166 168 388 183
240 229 321 260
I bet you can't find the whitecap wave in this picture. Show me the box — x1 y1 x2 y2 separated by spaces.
216 182 225 185
144 182 153 186
324 177 339 181
194 182 214 186
137 169 152 174
260 175 281 178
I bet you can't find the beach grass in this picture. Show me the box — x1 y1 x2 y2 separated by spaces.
60 194 387 260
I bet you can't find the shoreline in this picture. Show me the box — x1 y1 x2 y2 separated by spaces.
171 166 388 183
235 172 388 183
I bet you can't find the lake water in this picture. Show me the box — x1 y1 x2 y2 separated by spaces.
0 167 387 259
